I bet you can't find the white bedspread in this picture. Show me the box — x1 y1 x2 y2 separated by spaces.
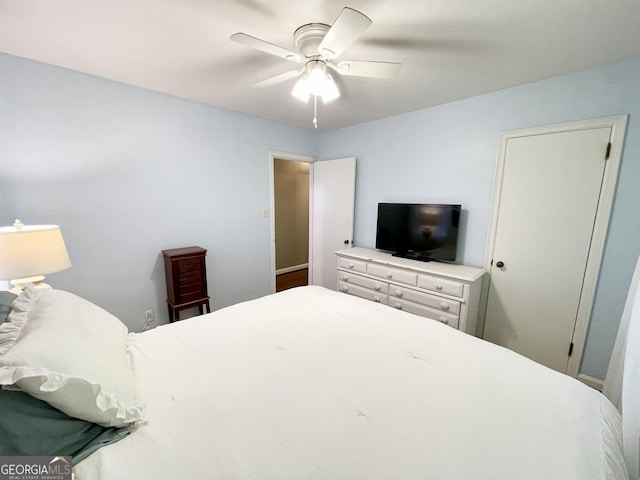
74 286 627 479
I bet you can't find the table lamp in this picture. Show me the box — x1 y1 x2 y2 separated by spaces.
0 219 72 294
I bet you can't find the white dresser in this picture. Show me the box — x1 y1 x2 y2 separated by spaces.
335 247 485 336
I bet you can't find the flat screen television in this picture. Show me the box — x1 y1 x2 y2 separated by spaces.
375 203 461 262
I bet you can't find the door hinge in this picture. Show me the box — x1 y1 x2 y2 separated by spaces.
568 342 574 357
605 142 612 160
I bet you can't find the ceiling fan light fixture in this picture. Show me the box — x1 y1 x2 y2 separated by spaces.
291 75 311 103
293 60 341 104
321 74 340 103
307 61 327 96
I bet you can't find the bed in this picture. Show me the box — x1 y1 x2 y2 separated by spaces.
0 283 632 479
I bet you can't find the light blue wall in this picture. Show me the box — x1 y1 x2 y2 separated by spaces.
0 53 317 330
318 57 640 380
2 51 638 380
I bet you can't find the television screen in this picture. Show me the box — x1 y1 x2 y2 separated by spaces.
375 203 461 262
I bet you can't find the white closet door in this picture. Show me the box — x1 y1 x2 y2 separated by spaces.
311 157 356 290
483 126 611 372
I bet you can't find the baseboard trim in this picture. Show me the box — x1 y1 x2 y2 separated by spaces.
276 264 309 275
577 373 604 392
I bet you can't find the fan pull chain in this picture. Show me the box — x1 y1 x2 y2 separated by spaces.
313 95 318 129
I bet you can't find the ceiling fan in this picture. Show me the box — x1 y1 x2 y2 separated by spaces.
230 7 401 126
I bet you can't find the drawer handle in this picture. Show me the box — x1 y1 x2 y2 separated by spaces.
373 296 380 303
348 263 355 269
341 286 349 292
374 284 381 291
440 302 450 311
393 303 402 310
395 290 403 298
342 276 349 281
386 273 393 278
435 284 443 291
439 317 449 325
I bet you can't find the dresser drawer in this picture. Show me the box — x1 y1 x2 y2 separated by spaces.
337 271 388 294
338 281 388 305
388 285 460 315
388 297 459 328
178 261 202 274
177 257 200 267
338 257 367 274
368 263 417 286
417 274 464 298
178 269 202 284
179 290 206 304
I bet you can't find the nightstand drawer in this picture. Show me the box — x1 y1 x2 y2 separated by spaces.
367 263 417 286
337 271 388 294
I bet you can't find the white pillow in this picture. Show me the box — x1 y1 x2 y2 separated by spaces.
0 284 145 427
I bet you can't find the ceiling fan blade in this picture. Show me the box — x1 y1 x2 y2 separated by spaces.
332 60 402 79
318 7 372 59
230 33 303 62
252 69 302 88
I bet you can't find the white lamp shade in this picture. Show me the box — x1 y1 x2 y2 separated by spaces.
0 224 72 281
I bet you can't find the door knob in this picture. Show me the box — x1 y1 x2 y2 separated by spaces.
496 261 505 268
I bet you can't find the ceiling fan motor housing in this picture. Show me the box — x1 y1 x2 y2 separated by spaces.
294 23 331 57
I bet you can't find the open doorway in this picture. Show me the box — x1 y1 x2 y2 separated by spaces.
273 158 310 292
269 151 356 293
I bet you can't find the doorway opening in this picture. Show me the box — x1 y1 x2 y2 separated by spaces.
269 151 315 293
268 151 356 293
274 158 310 292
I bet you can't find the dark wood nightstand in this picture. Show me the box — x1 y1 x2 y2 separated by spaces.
162 246 211 322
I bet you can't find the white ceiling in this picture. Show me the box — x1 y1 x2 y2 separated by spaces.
2 1 640 132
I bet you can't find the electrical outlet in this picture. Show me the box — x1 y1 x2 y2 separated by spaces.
144 310 155 324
